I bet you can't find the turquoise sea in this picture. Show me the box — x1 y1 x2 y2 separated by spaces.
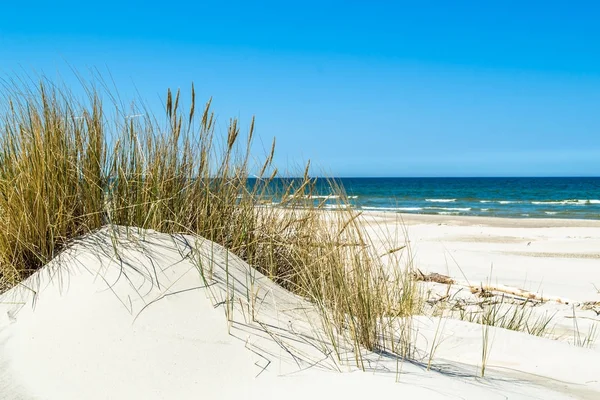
255 177 600 220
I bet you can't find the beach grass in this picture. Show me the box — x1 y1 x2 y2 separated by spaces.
0 76 420 365
457 297 556 338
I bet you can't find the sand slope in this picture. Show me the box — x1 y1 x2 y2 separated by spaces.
1 226 598 399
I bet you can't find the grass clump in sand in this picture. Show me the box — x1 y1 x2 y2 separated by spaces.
457 297 556 337
0 75 420 366
421 272 556 339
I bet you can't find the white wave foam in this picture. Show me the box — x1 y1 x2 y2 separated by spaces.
479 200 520 204
545 211 558 215
532 199 600 205
437 211 460 215
425 207 471 211
481 208 489 211
362 206 423 212
302 194 340 200
324 204 353 210
425 198 456 203
257 202 280 208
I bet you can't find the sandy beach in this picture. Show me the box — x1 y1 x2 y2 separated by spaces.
1 214 599 399
365 212 600 302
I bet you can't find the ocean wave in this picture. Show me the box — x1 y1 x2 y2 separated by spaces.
481 208 489 211
478 199 600 206
479 200 520 204
425 207 471 211
531 199 600 205
545 211 558 215
361 206 423 212
324 204 353 210
437 211 460 215
257 202 280 207
425 198 456 203
302 195 340 200
300 194 359 200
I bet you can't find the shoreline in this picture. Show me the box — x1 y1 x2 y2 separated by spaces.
358 209 600 228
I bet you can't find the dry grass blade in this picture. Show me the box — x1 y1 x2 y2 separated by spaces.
0 74 422 369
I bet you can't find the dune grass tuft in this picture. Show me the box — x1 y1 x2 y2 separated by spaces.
458 297 556 338
0 76 420 367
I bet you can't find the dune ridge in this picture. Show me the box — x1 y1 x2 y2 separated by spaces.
1 226 598 399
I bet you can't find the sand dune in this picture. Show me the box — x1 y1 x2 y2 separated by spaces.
1 224 599 399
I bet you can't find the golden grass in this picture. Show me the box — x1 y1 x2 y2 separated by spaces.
0 76 420 367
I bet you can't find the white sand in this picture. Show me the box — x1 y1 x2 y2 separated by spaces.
363 212 600 301
1 221 599 399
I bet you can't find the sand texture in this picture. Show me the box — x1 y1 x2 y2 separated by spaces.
1 219 599 399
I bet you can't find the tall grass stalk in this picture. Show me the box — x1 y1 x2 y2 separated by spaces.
457 296 555 338
0 76 420 368
572 306 598 348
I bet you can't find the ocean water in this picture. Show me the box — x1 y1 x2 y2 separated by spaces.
255 177 600 220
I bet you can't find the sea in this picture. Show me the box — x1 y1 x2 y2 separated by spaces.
254 177 600 220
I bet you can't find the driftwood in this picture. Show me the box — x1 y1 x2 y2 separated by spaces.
582 302 600 316
413 270 455 285
414 270 579 305
469 284 573 304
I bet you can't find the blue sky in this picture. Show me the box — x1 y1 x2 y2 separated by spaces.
1 1 599 176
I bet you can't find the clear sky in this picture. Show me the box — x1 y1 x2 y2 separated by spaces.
1 1 599 177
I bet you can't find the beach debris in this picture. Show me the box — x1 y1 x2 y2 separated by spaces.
468 284 575 305
413 270 455 285
582 301 600 316
470 285 495 298
414 270 583 306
